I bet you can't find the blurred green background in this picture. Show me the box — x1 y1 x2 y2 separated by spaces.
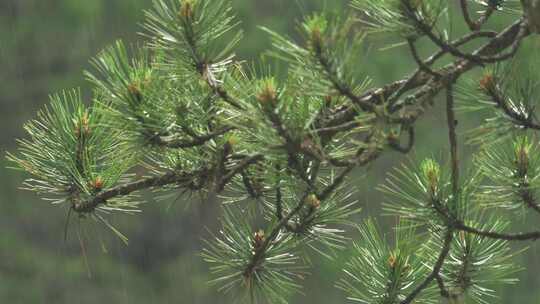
1 1 538 303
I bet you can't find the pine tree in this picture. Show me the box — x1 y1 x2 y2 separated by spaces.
7 0 540 303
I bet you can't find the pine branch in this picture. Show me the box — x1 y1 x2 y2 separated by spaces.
401 1 528 65
72 169 209 213
459 0 478 31
459 0 497 31
387 30 497 107
406 38 440 78
455 222 540 241
395 82 458 304
243 192 310 278
259 91 313 185
435 273 451 298
446 82 459 195
325 18 527 137
482 78 540 130
215 153 264 192
400 229 454 304
388 126 415 154
310 35 375 112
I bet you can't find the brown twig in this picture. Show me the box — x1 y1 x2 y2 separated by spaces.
72 169 208 213
459 0 478 31
446 82 459 195
407 38 440 78
388 127 415 154
216 154 265 192
400 229 454 304
311 37 375 112
484 82 540 130
455 222 540 241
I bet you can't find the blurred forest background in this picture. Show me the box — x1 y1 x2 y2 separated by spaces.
0 0 538 303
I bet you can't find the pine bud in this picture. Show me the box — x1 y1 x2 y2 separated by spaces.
478 73 495 92
388 253 397 268
421 159 441 196
179 0 195 19
324 95 333 105
81 111 90 135
74 112 91 138
387 130 399 142
128 83 143 103
90 176 104 192
256 79 277 106
306 194 321 210
226 134 238 147
252 229 265 250
304 15 327 51
459 231 466 243
514 137 530 178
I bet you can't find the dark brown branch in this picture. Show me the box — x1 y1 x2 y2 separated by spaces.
214 142 233 192
435 273 450 298
459 0 496 31
263 105 313 184
389 19 527 125
519 185 540 214
407 38 440 78
216 154 264 192
241 171 259 198
484 83 540 130
386 30 496 108
429 195 540 242
402 1 527 65
318 164 355 201
460 0 478 31
478 20 529 62
428 191 540 242
401 0 485 64
400 229 454 304
72 169 208 213
446 82 459 195
455 222 540 241
313 120 365 136
243 192 310 278
214 85 243 110
323 19 521 138
276 176 283 220
312 39 375 112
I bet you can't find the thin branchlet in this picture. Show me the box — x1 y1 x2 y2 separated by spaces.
400 229 454 304
447 82 459 195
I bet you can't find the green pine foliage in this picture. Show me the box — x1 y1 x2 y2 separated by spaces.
474 135 540 212
338 219 437 304
7 90 136 212
433 218 521 303
380 158 453 225
350 0 446 38
7 0 540 303
457 53 540 145
202 208 304 304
